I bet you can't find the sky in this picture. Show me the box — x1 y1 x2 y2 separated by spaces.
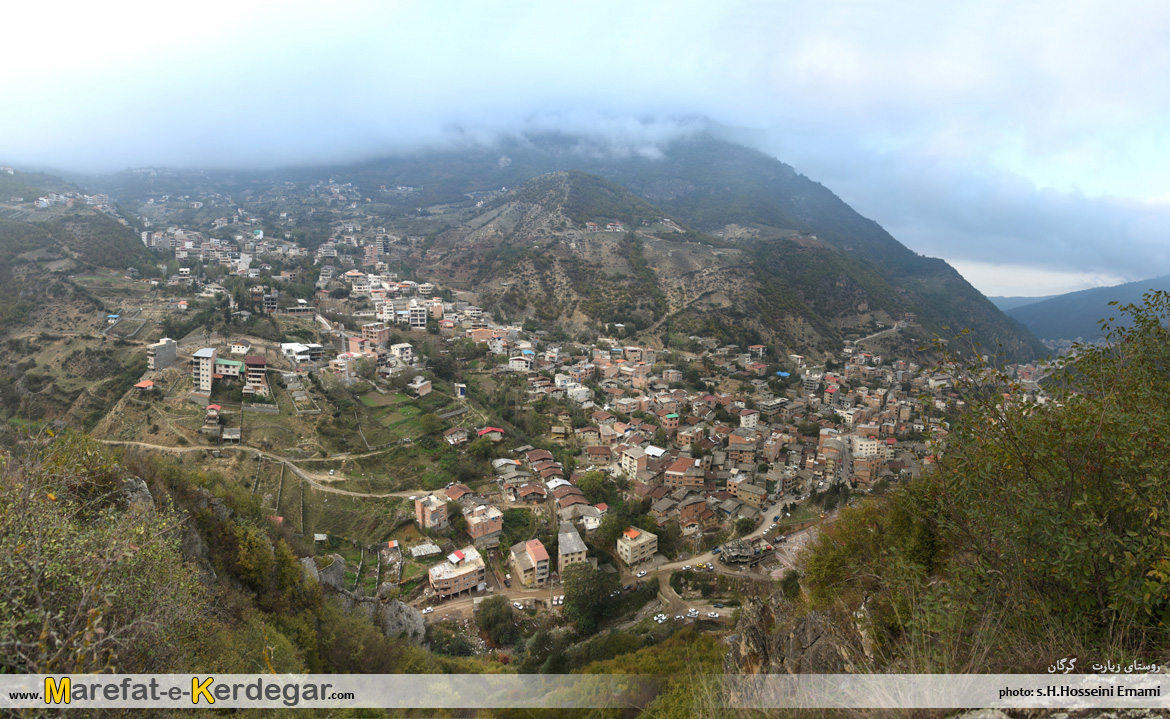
3 0 1170 296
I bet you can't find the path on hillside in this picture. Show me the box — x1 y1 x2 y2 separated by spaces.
97 439 421 499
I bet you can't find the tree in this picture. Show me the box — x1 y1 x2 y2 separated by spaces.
735 517 755 536
474 595 519 647
468 437 494 460
418 413 444 436
578 471 609 505
562 563 619 634
596 514 625 550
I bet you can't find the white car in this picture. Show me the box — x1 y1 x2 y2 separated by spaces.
708 612 720 618
513 602 523 610
687 609 699 617
675 615 683 620
421 607 433 615
636 570 647 578
683 565 692 570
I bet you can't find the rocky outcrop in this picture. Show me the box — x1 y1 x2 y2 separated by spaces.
300 557 320 583
180 519 217 585
727 594 865 675
318 554 346 590
120 476 154 511
374 599 426 644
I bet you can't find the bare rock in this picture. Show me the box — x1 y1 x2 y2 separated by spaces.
300 557 319 583
376 600 425 644
318 554 346 590
120 476 154 511
209 496 232 522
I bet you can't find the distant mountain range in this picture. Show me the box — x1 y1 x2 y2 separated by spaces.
989 295 1056 311
1001 275 1170 341
80 128 1047 360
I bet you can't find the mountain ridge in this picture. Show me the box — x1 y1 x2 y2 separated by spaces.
1005 274 1170 340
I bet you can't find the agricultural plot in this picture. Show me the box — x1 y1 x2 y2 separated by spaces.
301 486 411 546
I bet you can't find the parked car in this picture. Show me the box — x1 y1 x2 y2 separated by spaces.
708 612 720 618
512 602 523 610
504 578 511 587
636 570 647 578
422 607 434 614
711 547 721 554
713 603 724 608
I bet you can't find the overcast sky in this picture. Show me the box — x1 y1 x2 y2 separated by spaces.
4 0 1169 296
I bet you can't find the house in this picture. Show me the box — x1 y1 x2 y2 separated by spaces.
133 380 154 392
510 539 550 586
443 427 470 446
445 484 473 501
575 426 601 444
407 375 431 397
616 527 657 566
478 427 505 442
513 483 547 503
229 339 252 355
585 446 613 463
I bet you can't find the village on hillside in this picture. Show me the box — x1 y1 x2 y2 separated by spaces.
2 177 1053 650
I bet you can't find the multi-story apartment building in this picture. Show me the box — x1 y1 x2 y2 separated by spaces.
361 321 390 347
243 356 268 396
616 527 657 566
466 505 504 547
620 446 647 479
192 348 216 394
557 522 588 574
428 546 485 598
409 304 428 329
414 494 448 530
510 539 549 586
147 337 177 370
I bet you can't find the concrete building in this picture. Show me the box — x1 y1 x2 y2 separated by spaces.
361 321 390 347
192 348 216 393
466 505 504 548
409 304 428 329
146 337 177 370
557 522 588 574
428 546 486 599
414 493 448 530
616 527 657 566
620 445 647 479
390 343 413 363
243 356 268 396
510 539 550 586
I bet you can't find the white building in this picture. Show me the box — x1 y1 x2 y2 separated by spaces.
192 348 216 394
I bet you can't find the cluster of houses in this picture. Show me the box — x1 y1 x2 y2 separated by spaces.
187 344 270 403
